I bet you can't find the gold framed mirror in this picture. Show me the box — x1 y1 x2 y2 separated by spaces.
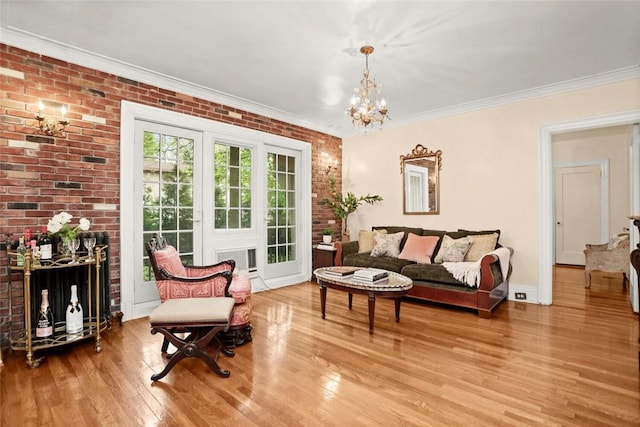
400 144 442 215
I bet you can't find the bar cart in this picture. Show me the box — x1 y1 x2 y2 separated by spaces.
8 246 109 368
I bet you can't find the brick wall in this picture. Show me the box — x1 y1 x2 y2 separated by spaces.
0 43 343 345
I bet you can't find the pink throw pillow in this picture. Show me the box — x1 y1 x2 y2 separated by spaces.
398 233 440 264
153 245 187 277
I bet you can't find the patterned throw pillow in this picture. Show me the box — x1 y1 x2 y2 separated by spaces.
398 233 440 264
434 235 472 263
358 229 387 253
370 231 404 258
464 233 499 262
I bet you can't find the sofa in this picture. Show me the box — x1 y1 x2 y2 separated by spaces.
334 226 513 318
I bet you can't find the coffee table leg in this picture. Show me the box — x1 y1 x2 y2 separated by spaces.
367 291 376 334
348 292 353 310
394 298 401 322
320 284 327 319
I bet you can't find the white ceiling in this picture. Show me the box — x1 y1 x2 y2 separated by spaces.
2 1 640 137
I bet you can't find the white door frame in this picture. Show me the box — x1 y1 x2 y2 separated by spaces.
539 109 640 306
629 124 640 312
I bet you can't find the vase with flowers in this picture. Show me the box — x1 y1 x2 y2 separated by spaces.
47 212 90 261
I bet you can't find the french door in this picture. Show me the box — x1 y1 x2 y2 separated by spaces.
121 101 312 320
263 145 302 280
134 121 203 306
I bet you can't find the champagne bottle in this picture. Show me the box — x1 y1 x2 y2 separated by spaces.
65 285 83 335
35 289 54 338
38 225 53 265
16 236 27 267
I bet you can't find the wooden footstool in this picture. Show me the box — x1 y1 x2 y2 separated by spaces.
149 297 235 381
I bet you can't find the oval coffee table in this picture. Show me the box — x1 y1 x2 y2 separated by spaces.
314 267 413 334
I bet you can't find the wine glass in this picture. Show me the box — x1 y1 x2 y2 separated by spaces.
83 235 96 262
68 237 80 264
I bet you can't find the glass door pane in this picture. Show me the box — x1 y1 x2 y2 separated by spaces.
264 146 300 279
135 121 201 305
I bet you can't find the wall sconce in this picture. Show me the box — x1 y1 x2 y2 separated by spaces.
325 159 338 175
34 101 69 137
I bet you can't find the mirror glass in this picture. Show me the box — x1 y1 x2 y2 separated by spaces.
400 144 442 215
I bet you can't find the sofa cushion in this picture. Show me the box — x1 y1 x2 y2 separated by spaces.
434 235 472 263
343 252 414 273
400 263 467 286
464 233 499 262
398 233 440 264
358 229 386 253
458 228 501 239
371 231 404 257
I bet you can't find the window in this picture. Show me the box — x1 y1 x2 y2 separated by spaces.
214 143 252 229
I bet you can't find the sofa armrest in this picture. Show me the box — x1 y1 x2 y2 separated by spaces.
334 240 359 266
478 247 513 291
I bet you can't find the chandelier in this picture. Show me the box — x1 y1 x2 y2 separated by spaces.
347 45 389 130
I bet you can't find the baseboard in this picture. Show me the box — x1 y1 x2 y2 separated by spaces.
508 282 540 304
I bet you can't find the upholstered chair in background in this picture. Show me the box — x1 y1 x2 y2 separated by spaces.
584 233 630 290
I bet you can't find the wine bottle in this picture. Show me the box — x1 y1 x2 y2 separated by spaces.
28 227 38 248
16 236 27 267
65 285 83 335
35 289 54 338
38 225 53 265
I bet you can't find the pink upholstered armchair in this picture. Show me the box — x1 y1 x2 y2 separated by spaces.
146 234 252 349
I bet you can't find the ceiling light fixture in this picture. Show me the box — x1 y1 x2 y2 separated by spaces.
347 45 388 130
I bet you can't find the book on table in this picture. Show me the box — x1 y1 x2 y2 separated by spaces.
323 266 362 277
351 275 389 285
353 268 389 281
316 243 336 251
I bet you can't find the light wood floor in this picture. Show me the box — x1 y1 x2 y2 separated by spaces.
1 266 638 427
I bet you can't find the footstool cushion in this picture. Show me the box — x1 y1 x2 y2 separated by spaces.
149 297 235 325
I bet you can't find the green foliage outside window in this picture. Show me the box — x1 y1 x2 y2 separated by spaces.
214 143 252 229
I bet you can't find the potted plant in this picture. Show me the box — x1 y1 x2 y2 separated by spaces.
322 228 334 244
321 175 383 241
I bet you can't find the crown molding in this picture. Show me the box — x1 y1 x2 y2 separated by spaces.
1 27 337 137
4 26 638 140
386 66 640 130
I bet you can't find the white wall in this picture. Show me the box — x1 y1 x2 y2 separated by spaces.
341 78 640 293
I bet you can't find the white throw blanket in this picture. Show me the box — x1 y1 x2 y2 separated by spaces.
442 247 511 288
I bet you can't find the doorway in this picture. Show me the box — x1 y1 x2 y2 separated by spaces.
539 109 640 310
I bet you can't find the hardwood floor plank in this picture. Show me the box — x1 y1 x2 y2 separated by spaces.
1 266 638 426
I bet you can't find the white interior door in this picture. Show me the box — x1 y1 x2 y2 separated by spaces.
554 164 605 265
263 146 301 280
